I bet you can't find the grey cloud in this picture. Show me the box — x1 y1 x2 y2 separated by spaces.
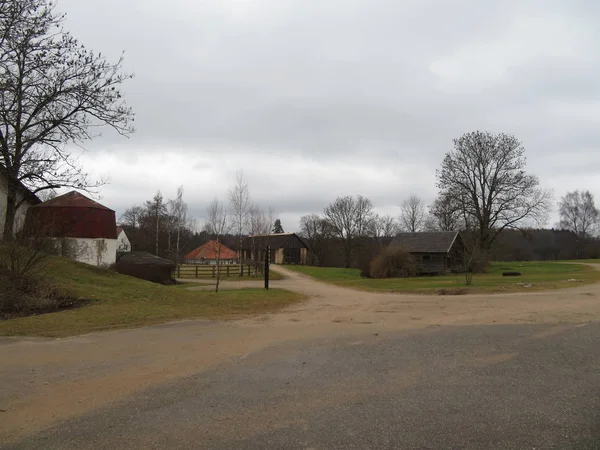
55 0 600 228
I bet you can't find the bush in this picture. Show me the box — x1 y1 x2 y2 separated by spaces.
0 239 83 318
367 246 417 279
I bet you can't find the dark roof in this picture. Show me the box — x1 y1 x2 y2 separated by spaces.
31 191 113 211
390 231 461 253
24 190 116 239
116 251 175 267
183 240 238 260
241 233 308 249
0 164 41 205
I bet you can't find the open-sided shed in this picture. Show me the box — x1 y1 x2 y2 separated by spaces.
240 233 309 265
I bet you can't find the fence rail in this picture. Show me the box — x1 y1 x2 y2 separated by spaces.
174 263 264 279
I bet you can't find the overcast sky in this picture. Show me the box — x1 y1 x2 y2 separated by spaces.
58 0 600 232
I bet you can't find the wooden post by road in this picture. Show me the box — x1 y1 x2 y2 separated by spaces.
264 245 270 290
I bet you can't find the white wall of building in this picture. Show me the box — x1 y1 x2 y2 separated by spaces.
0 174 36 235
55 238 117 267
117 230 131 252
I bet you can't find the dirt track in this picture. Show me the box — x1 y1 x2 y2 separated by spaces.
2 265 600 443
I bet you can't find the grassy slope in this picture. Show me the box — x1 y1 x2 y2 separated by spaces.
0 255 303 337
284 261 600 294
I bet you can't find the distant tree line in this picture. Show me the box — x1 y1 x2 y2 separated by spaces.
299 131 600 268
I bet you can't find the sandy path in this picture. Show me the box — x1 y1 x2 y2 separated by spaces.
1 264 600 442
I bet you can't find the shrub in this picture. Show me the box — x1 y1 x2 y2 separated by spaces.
0 239 83 318
368 246 417 279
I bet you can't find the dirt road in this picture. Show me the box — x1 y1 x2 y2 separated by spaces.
2 265 600 445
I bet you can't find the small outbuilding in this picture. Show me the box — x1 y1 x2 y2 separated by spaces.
24 191 117 266
240 233 309 265
183 240 238 264
390 231 467 274
115 251 176 284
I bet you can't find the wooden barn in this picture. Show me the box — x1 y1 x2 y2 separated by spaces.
240 233 309 265
390 231 466 274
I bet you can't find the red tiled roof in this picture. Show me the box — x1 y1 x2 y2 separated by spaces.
184 240 238 260
32 191 113 211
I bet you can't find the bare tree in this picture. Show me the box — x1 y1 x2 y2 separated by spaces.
205 199 231 293
323 195 373 268
299 214 331 266
399 195 426 232
144 191 167 256
120 206 144 230
369 214 399 249
558 190 599 238
436 131 552 250
0 0 134 239
168 186 188 263
247 204 273 273
228 171 252 274
427 193 462 231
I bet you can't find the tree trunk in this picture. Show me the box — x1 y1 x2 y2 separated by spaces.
155 215 160 256
2 182 18 240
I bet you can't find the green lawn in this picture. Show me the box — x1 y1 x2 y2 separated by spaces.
284 261 600 294
0 255 303 338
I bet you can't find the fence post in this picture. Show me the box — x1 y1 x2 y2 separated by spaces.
227 265 230 277
177 265 180 278
264 245 270 290
212 265 216 278
195 265 198 278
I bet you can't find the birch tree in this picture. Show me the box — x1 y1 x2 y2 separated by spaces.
228 171 251 273
205 198 230 292
558 190 599 238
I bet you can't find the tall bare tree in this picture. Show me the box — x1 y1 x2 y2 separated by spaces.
369 214 399 247
436 131 552 250
168 186 188 262
247 204 273 271
558 190 599 238
427 193 462 231
0 0 134 239
205 198 230 293
323 195 373 268
299 213 331 266
399 195 426 232
144 191 167 256
228 171 251 273
120 206 144 230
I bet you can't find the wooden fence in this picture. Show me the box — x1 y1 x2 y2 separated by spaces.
174 263 264 279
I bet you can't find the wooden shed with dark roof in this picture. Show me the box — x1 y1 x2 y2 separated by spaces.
390 231 466 274
240 233 309 265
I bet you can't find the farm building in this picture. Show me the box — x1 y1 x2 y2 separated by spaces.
24 191 117 267
183 240 238 264
390 231 466 274
116 227 132 253
240 233 309 265
115 251 176 284
0 164 41 236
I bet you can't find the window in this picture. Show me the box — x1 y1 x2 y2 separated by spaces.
422 255 431 262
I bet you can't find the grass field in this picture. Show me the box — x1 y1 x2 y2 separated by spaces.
0 255 303 338
284 261 600 294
